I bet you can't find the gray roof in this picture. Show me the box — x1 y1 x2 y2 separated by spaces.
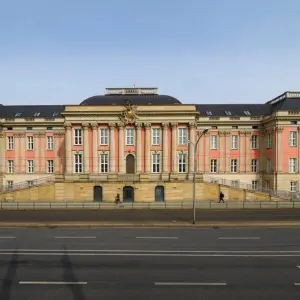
0 105 65 118
80 95 182 106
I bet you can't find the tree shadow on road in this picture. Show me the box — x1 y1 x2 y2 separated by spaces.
61 246 86 300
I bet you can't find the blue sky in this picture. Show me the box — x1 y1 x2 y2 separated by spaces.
1 0 300 105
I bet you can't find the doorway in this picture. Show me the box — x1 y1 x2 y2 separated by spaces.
155 186 165 202
126 154 135 174
93 186 102 202
123 186 134 202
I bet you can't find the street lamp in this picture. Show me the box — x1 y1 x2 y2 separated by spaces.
188 128 209 224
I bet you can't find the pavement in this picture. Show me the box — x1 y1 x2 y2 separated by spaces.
1 227 300 299
1 209 300 227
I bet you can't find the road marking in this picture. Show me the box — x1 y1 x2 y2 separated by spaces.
155 282 226 286
294 283 300 286
218 237 260 240
0 237 16 239
19 281 87 285
54 237 96 239
136 237 178 239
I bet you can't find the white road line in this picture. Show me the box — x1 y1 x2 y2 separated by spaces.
297 266 300 268
155 282 226 286
218 237 260 240
294 283 300 286
19 281 87 285
54 237 96 239
0 237 16 239
136 237 178 239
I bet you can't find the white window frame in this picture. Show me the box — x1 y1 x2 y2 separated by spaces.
100 128 109 145
7 160 14 174
251 159 258 173
290 181 297 192
152 153 160 173
74 153 83 173
251 135 258 149
289 131 297 147
178 128 187 145
267 159 272 173
178 153 187 173
231 135 238 149
7 136 14 150
267 133 272 148
210 159 217 173
210 135 217 149
74 129 82 145
47 160 54 173
27 160 34 173
252 180 258 190
126 128 134 145
47 136 54 150
230 159 238 173
231 180 239 188
100 153 109 173
7 181 13 190
289 158 297 173
27 136 34 150
152 128 161 145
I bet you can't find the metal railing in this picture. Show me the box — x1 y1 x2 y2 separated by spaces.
1 176 55 193
204 176 300 200
0 200 300 210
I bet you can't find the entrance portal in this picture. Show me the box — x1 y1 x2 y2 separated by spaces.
126 154 135 174
123 186 134 202
155 186 165 202
93 186 102 202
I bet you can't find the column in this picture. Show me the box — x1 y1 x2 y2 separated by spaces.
0 133 4 175
188 122 196 173
53 132 60 174
277 127 283 172
136 122 142 173
118 123 125 174
205 133 210 172
109 123 116 173
91 123 98 174
40 133 46 173
162 122 169 173
33 132 40 173
219 132 225 173
239 131 246 172
259 130 265 173
171 123 177 173
298 128 300 174
82 122 90 173
198 130 205 173
144 123 151 173
20 133 26 173
245 131 252 173
64 122 72 174
225 132 231 172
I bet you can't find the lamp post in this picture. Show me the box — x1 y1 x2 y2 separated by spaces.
189 128 209 224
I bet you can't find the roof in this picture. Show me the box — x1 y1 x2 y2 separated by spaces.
0 105 65 118
270 98 300 111
79 95 182 106
196 104 272 117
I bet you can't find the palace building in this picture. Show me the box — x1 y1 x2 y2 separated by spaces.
0 87 300 202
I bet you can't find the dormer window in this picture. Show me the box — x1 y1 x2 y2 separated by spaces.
225 110 232 116
15 112 22 117
34 112 40 116
244 111 251 115
206 111 212 116
52 112 59 117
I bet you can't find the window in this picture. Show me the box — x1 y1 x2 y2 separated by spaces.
232 125 238 129
231 135 238 149
46 127 53 131
290 181 297 192
27 160 34 173
100 128 108 145
210 159 217 173
206 111 212 116
7 136 14 150
210 135 217 149
231 180 239 188
291 121 297 125
264 180 270 189
7 160 14 173
244 111 251 115
47 160 54 173
15 112 22 117
27 136 34 150
178 128 187 145
152 128 160 145
266 159 272 172
225 110 232 116
74 129 82 145
34 112 40 116
267 133 272 148
152 153 160 173
52 112 60 117
251 159 258 173
47 136 54 150
27 181 34 186
7 181 13 190
211 126 218 129
126 128 134 145
289 131 297 147
252 180 258 190
289 158 297 173
251 135 258 149
26 127 33 131
252 126 258 129
230 159 238 173
178 153 186 173
74 154 83 173
100 153 108 173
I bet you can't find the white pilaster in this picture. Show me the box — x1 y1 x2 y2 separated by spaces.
162 122 169 173
188 122 196 173
109 123 116 173
171 122 178 173
82 122 90 173
246 131 252 173
277 127 283 172
145 123 151 173
91 123 98 174
239 131 246 172
136 122 142 173
118 123 125 174
64 122 72 174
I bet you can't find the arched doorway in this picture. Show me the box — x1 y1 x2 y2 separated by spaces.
126 154 135 174
123 186 134 202
93 186 102 202
155 186 165 202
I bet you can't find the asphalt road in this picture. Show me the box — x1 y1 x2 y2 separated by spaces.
0 227 300 299
1 209 300 225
